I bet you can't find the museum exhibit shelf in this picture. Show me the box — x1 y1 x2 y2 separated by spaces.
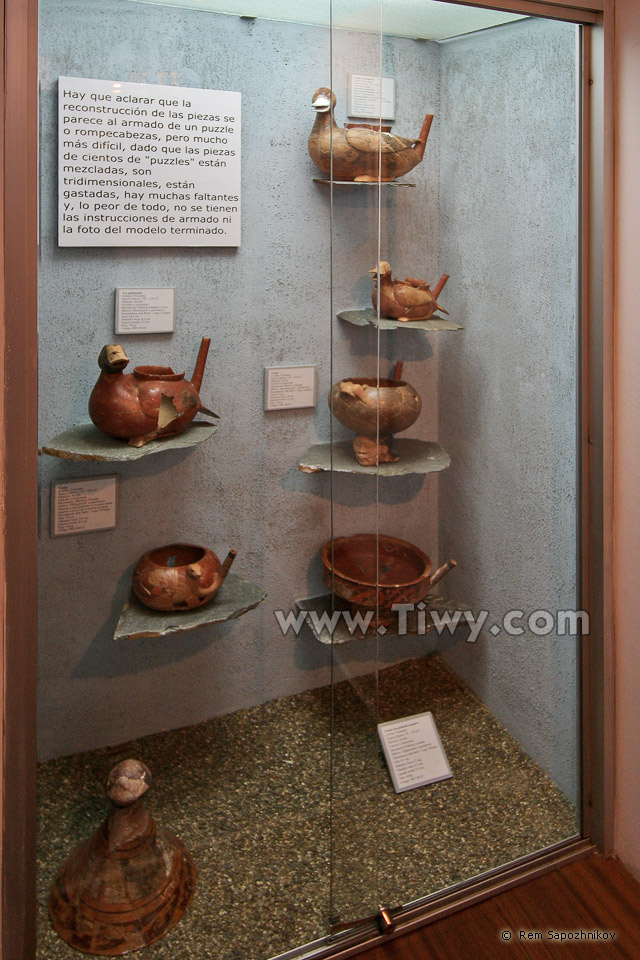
114 573 266 640
338 307 463 332
313 178 415 188
40 421 219 462
294 594 458 645
297 439 450 476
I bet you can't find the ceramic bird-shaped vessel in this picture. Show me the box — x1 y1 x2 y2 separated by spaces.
88 337 210 447
371 262 449 321
308 87 434 182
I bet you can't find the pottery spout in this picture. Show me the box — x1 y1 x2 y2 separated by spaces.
429 559 456 588
432 274 449 300
218 548 238 584
186 547 237 602
412 114 434 163
190 337 211 392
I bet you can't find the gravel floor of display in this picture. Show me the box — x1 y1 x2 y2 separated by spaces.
37 653 578 960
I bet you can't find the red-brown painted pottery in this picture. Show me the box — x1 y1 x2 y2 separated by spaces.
132 543 237 612
48 759 196 955
330 376 421 440
88 337 210 447
322 534 433 623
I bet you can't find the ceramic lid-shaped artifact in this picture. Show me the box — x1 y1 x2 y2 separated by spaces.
49 759 196 955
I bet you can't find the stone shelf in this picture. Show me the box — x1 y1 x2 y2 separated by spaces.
294 593 456 645
338 307 463 332
114 574 266 640
40 420 218 462
298 439 450 476
313 177 415 188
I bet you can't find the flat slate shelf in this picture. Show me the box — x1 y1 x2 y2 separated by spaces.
339 307 463 332
40 420 218 462
114 574 266 640
298 439 450 476
295 594 457 645
313 177 415 188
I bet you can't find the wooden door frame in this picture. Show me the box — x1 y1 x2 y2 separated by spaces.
2 0 39 957
0 0 613 957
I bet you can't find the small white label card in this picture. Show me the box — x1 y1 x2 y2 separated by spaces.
378 711 452 794
264 365 317 411
348 74 395 121
51 475 118 537
115 287 176 334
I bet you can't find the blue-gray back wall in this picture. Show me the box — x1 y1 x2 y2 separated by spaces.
439 18 579 804
37 0 442 761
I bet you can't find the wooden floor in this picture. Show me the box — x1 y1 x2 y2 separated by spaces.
364 856 640 959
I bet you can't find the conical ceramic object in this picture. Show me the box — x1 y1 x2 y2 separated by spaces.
49 759 196 955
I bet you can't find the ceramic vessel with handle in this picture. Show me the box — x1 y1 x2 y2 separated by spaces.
132 543 237 612
89 336 211 447
329 364 421 465
371 261 449 321
308 87 433 182
322 533 456 627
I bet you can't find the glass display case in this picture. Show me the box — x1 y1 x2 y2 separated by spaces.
36 1 586 957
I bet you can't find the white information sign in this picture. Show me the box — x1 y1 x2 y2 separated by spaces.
378 711 452 794
58 76 241 247
264 365 317 411
51 476 118 537
348 74 395 121
115 287 176 334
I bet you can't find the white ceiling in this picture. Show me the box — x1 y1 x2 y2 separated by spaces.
129 0 526 42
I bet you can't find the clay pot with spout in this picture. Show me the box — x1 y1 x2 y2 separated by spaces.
88 336 211 447
329 363 421 466
132 543 237 612
371 261 449 321
308 87 434 182
321 533 456 627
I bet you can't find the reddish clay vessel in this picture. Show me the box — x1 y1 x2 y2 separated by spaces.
132 543 237 611
89 337 210 447
308 87 433 182
48 759 196 956
329 365 421 465
371 261 449 321
322 533 456 626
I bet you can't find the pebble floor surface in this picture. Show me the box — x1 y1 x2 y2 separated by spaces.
37 653 578 960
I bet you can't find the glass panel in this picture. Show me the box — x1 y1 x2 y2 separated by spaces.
327 0 385 929
328 0 581 931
